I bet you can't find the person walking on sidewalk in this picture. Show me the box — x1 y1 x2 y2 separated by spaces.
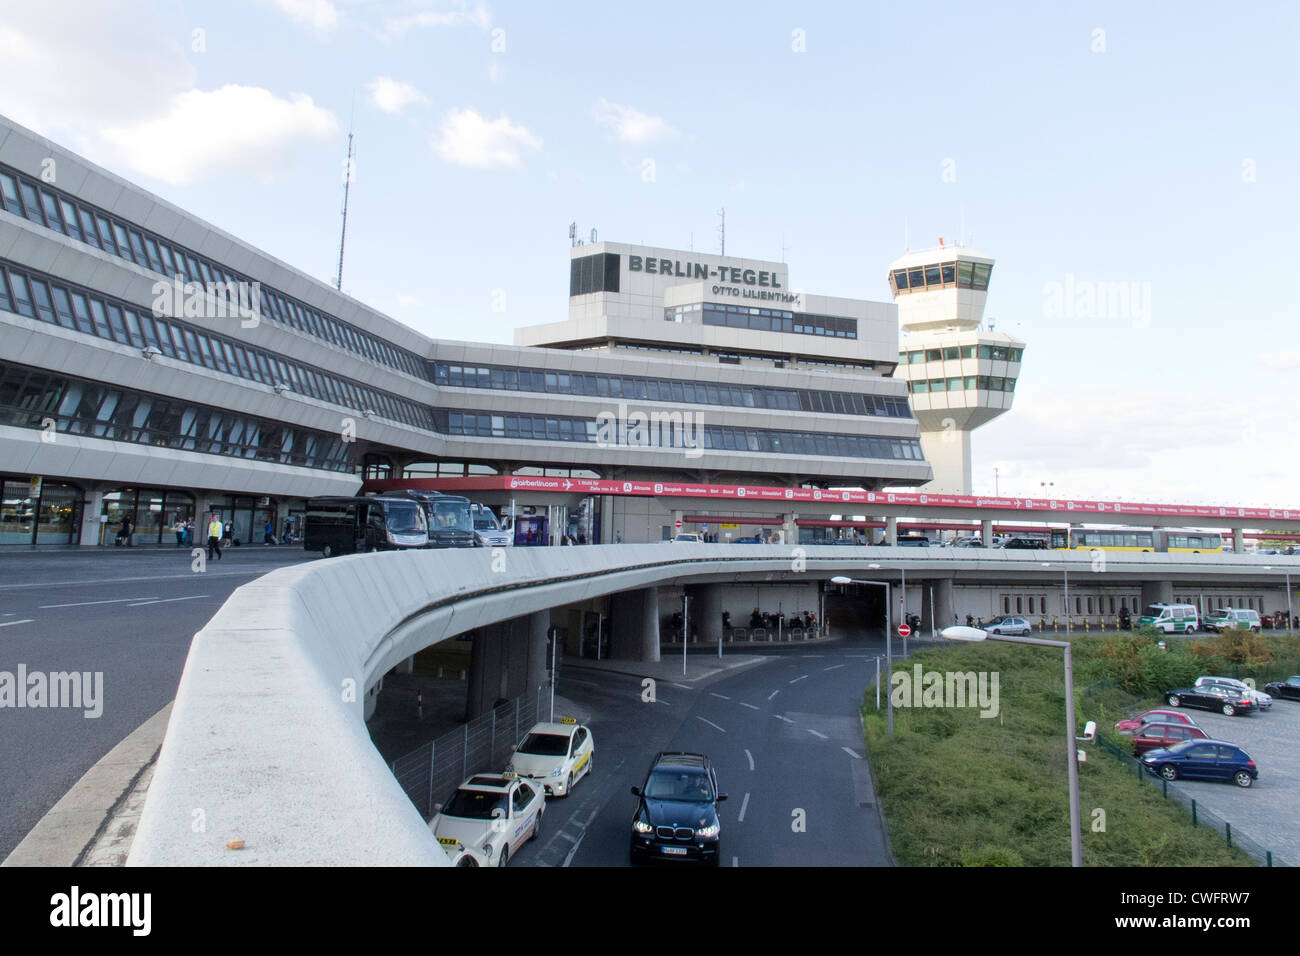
206 514 224 561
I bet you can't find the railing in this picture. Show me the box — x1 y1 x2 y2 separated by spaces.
390 684 549 820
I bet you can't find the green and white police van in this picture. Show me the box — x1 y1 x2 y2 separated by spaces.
1137 603 1200 634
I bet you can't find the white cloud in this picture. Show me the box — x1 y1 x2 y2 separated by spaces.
1262 349 1300 371
432 108 541 170
365 76 428 114
264 0 341 31
592 98 677 144
385 1 491 35
101 85 338 185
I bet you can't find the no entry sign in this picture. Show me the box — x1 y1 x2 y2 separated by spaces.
898 623 912 638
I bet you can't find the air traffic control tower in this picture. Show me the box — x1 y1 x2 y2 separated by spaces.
888 245 1025 495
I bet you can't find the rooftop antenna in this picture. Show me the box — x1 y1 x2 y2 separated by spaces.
903 216 909 252
718 206 725 257
568 221 576 247
335 95 356 291
590 227 597 244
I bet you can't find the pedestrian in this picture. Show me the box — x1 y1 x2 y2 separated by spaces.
185 517 194 546
115 514 132 547
283 517 293 544
264 520 275 545
615 531 622 544
206 514 223 561
174 517 185 547
223 520 234 547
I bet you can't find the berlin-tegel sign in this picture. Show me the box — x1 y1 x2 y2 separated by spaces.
366 477 1297 522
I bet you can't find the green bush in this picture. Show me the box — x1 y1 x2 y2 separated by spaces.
1134 642 1203 697
960 845 1025 867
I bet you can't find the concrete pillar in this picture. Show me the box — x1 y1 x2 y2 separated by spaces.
398 655 415 674
466 625 506 720
609 588 660 661
641 587 661 662
1232 527 1244 552
525 611 550 692
695 584 723 647
885 516 898 546
79 488 104 546
1140 580 1173 612
981 519 994 548
934 578 955 632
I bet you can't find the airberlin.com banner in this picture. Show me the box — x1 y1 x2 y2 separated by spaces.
365 477 1296 522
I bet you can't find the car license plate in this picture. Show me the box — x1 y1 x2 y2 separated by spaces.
661 846 688 856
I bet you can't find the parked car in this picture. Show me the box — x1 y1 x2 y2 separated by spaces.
1194 676 1272 710
629 752 726 866
1164 684 1256 716
1140 739 1258 788
985 616 1032 636
1131 721 1210 755
897 534 930 547
1137 603 1199 634
1204 608 1261 634
953 536 985 548
1262 675 1300 701
505 718 594 797
671 533 702 543
1115 709 1201 734
429 773 544 867
997 537 1048 550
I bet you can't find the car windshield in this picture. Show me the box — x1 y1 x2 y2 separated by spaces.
382 501 427 535
473 511 500 531
644 769 713 801
1143 605 1165 618
442 787 508 820
517 732 569 756
433 500 472 532
1161 739 1200 755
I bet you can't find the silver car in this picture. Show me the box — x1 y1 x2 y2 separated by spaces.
986 616 1033 636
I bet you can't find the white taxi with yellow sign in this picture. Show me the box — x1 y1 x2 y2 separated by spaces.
429 773 544 868
505 718 595 797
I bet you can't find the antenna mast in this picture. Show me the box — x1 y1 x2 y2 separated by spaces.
336 126 354 291
718 206 725 257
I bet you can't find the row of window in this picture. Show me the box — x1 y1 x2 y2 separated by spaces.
909 376 1017 394
890 260 993 294
0 163 425 379
675 302 858 339
901 345 1023 364
439 409 925 461
0 259 433 430
433 362 913 418
569 253 621 297
0 360 353 471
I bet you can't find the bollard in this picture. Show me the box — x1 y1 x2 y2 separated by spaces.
1225 822 1231 848
1161 778 1167 798
437 665 444 679
417 690 423 720
1267 851 1272 867
1191 799 1197 827
459 668 466 680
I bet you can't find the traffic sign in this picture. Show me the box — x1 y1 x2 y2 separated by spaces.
675 519 682 529
898 623 911 638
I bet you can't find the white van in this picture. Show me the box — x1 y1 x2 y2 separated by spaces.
1136 603 1200 634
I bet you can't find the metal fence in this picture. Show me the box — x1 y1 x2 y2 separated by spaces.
389 683 551 821
1094 733 1288 867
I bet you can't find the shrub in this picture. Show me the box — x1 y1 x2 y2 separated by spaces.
961 845 1025 867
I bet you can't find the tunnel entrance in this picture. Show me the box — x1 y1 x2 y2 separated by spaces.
827 584 887 640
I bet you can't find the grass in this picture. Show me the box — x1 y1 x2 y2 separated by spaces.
861 637 1268 866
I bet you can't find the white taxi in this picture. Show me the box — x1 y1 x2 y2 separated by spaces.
429 773 544 868
505 718 595 797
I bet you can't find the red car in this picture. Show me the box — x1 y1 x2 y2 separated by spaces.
1115 709 1200 733
1131 722 1209 755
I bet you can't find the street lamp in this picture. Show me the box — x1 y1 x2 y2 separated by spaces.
833 574 892 737
1263 566 1294 636
942 624 1083 867
1042 560 1071 635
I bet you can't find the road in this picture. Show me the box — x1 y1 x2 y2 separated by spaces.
0 546 313 860
513 639 893 867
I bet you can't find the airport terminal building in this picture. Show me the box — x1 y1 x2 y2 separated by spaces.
0 115 933 547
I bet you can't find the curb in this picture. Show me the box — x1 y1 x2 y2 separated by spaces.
2 702 172 867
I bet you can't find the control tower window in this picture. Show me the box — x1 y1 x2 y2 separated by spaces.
891 270 908 292
971 262 992 290
924 266 941 286
907 268 924 288
942 263 955 284
957 261 974 288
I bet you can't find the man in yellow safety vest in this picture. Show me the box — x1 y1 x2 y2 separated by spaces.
206 515 224 561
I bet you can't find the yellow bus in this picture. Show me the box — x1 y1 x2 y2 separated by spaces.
1048 528 1222 553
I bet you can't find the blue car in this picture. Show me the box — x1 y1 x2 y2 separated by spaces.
1140 739 1258 788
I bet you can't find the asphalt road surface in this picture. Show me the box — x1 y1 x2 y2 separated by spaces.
0 546 313 860
512 640 893 867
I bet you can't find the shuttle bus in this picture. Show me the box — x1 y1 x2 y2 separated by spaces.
1048 528 1223 553
389 490 476 548
303 496 429 556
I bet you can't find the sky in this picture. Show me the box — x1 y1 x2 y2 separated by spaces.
1 0 1297 508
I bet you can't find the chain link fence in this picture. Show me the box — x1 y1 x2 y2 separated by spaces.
389 683 551 821
1094 733 1287 866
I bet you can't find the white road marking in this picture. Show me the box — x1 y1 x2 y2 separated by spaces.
39 597 157 609
710 692 731 700
806 729 829 740
744 749 755 771
800 654 825 658
739 702 760 711
767 690 780 701
558 831 578 843
0 619 34 628
738 792 750 822
788 675 808 684
654 698 671 706
822 664 845 671
127 594 209 607
669 682 693 689
695 716 727 733
842 747 863 759
773 714 794 724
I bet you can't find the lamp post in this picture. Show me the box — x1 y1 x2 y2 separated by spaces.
942 624 1083 867
833 574 892 737
1043 560 1071 635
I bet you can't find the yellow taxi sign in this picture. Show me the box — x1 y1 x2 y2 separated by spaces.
436 836 460 847
559 717 577 724
501 771 518 779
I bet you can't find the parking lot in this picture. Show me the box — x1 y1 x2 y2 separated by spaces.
1153 695 1300 866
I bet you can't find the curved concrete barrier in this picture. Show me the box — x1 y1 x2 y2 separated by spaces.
128 544 1298 865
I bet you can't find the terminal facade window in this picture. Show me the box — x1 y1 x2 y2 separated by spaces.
0 164 426 381
569 253 620 296
670 302 858 340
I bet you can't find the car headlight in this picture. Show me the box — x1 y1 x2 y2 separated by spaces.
550 767 563 777
696 823 720 839
633 820 653 834
504 763 514 773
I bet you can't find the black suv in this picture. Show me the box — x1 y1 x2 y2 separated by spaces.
629 752 727 866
